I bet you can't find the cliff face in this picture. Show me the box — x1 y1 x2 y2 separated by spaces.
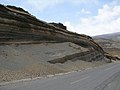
1 4 120 83
0 4 119 61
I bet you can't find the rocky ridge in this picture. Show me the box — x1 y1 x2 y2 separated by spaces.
0 4 119 61
0 4 120 82
0 4 106 59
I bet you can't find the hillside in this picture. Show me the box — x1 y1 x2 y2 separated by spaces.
0 42 107 82
0 4 119 83
94 32 120 42
94 32 120 56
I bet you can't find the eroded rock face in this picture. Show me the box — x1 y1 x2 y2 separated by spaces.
0 4 104 52
1 4 120 83
0 4 118 62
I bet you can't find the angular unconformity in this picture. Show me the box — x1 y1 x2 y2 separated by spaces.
2 4 119 61
0 4 105 54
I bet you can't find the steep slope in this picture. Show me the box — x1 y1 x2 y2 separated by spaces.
0 4 120 61
3 4 120 63
0 4 104 55
1 4 120 83
0 42 106 82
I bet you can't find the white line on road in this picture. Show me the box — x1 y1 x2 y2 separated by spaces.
104 65 117 71
70 76 90 85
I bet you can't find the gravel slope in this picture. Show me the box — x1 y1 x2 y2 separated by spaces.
0 42 107 83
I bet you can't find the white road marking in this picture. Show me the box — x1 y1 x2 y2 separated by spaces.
104 65 117 71
70 76 90 85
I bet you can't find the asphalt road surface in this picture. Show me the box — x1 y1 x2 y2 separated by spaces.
1 62 120 90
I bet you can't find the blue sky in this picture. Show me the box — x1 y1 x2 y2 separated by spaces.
0 0 120 36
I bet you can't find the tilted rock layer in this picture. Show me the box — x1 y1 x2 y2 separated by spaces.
0 4 119 61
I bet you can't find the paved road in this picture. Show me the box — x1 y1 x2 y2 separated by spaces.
1 62 120 90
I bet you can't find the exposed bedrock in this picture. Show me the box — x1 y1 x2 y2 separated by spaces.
0 4 119 61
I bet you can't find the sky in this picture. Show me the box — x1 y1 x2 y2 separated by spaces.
0 0 120 36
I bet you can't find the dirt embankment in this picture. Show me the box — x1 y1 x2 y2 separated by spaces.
0 4 110 83
0 42 107 83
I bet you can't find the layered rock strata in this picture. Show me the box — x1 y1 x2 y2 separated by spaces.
0 4 119 61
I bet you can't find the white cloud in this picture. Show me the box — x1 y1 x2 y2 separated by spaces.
64 4 120 36
69 0 98 5
64 22 75 31
81 8 91 14
25 0 98 12
27 0 64 12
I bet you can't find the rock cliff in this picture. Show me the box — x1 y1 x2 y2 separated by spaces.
1 4 120 83
0 4 119 62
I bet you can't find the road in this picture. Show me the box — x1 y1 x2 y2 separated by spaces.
0 62 120 90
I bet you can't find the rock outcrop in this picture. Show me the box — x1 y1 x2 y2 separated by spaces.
49 22 67 30
0 4 119 61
